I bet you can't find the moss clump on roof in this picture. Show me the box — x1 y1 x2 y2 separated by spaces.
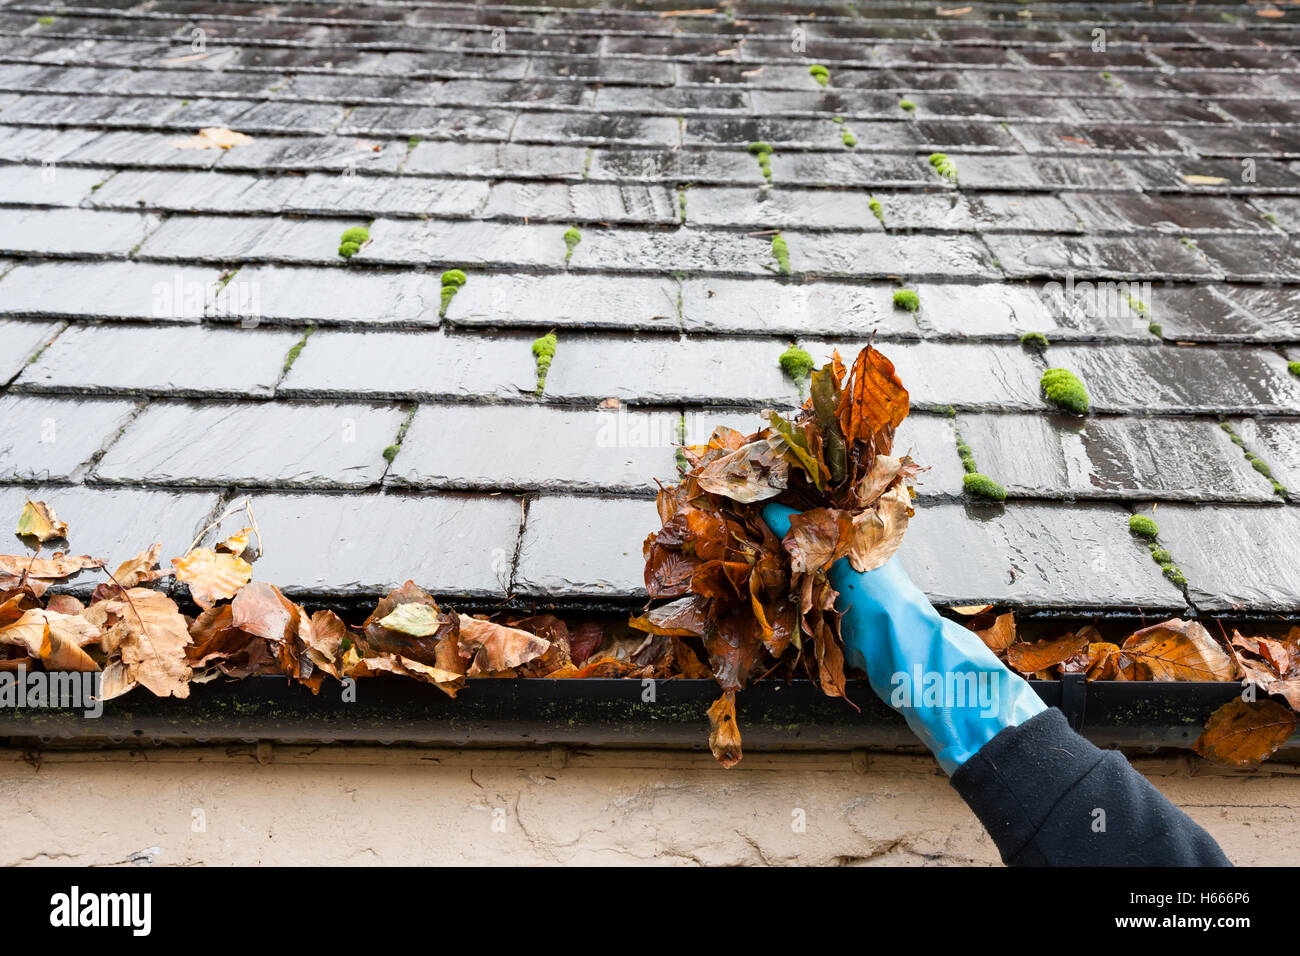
778 345 814 383
531 332 557 395
1220 420 1289 500
1289 361 1300 377
1128 514 1159 539
1150 547 1172 564
37 16 54 25
382 444 400 463
771 232 791 275
1020 331 1049 352
868 197 884 224
563 226 581 263
808 64 830 86
892 289 919 312
748 141 774 182
841 128 857 148
337 226 369 259
282 325 316 374
963 473 1006 501
439 268 467 316
955 436 977 474
929 152 957 184
899 99 916 112
1041 367 1089 414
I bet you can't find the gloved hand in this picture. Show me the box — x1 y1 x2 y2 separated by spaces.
763 503 1046 775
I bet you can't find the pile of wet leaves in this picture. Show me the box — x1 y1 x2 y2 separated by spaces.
636 345 920 765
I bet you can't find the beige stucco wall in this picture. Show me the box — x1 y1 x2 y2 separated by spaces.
1 746 1295 866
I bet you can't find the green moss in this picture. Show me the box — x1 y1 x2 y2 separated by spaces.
778 345 814 383
841 129 857 148
1019 331 1049 351
439 268 467 316
1288 361 1300 378
1263 211 1280 227
1148 321 1163 337
929 152 957 184
406 136 421 150
892 288 919 312
1161 564 1187 587
1128 514 1159 539
382 445 400 463
936 404 956 418
282 326 316 374
1249 456 1273 478
563 226 581 263
38 16 54 25
771 232 791 275
748 142 774 182
963 473 1006 501
868 196 884 224
955 438 977 474
1149 546 1172 564
1041 367 1090 414
899 99 916 112
337 225 370 259
531 332 557 395
808 64 830 86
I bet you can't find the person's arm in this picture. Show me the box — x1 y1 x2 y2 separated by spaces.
763 503 1231 867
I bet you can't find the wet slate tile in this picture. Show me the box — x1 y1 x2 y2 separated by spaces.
0 207 159 257
391 404 679 493
876 191 1081 233
788 233 999 279
0 485 218 594
0 93 181 127
357 219 568 268
953 154 1151 192
985 234 1218 281
446 273 678 331
513 111 681 147
910 282 1059 340
209 265 443 327
233 490 520 597
17 325 299 397
1196 236 1300 282
543 334 802 405
898 500 1184 609
1149 504 1300 612
88 168 302 214
339 105 514 141
0 125 104 165
1234 418 1300 496
278 330 536 400
137 214 354 263
587 147 762 185
1151 284 1300 343
680 278 920 338
0 395 137 481
481 181 678 224
1047 344 1300 415
0 163 107 206
686 186 883 230
1060 193 1273 235
960 413 1276 502
94 401 405 488
514 494 659 597
566 226 773 276
214 136 406 173
405 141 587 179
773 152 933 188
0 261 220 322
825 340 1047 411
0 319 62 381
894 412 965 497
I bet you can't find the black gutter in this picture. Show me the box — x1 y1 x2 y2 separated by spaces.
0 676 1270 752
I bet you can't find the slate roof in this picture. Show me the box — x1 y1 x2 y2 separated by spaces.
0 0 1299 615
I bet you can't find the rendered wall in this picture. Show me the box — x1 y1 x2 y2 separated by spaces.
0 746 1292 866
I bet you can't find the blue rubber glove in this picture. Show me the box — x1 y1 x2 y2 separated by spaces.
764 503 1046 775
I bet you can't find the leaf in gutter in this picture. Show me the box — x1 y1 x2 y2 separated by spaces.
694 436 790 503
1119 618 1239 682
216 527 254 556
231 581 300 644
0 554 100 578
379 603 446 637
95 589 192 698
974 612 1016 654
783 507 853 574
707 691 743 768
457 614 550 676
16 499 67 542
835 345 909 446
1006 631 1089 675
299 609 348 679
113 543 169 589
1194 699 1296 766
1182 174 1230 185
172 547 252 609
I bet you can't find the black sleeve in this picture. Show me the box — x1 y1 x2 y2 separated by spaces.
949 707 1231 867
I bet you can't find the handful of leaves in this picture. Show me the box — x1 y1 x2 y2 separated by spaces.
635 345 922 765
